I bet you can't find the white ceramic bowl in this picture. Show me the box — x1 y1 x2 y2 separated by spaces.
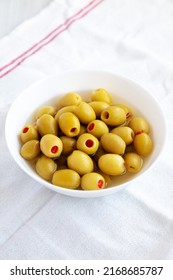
5 70 166 197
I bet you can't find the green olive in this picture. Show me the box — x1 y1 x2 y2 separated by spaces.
116 104 133 120
101 133 126 155
89 101 109 118
59 92 82 106
91 88 112 104
124 152 143 173
20 125 39 143
58 112 80 137
60 136 76 155
87 120 109 139
67 150 94 175
54 105 77 122
76 133 99 155
98 154 125 176
111 126 134 145
35 106 57 120
52 169 80 189
36 155 57 180
101 106 126 126
74 102 96 124
40 134 63 158
129 117 149 134
20 140 40 160
81 172 106 190
133 132 153 156
37 114 58 136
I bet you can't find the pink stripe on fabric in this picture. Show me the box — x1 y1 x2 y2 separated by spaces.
0 0 103 78
0 0 97 72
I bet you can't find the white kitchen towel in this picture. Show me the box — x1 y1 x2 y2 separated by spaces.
0 0 173 260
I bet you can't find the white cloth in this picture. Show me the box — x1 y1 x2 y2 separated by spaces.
0 0 173 260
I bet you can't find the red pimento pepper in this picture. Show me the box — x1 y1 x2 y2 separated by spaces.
85 139 93 147
88 123 94 131
98 179 104 189
70 127 76 132
136 131 143 135
23 127 29 133
51 145 58 153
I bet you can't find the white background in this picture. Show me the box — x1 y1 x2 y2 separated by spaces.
0 0 52 38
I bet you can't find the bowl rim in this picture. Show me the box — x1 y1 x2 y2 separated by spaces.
5 69 167 197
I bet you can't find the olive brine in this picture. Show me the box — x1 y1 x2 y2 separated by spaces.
19 89 153 190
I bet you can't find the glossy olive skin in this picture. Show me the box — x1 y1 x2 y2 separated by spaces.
111 126 134 145
20 125 39 143
116 104 133 120
59 112 80 137
67 150 94 175
124 152 143 173
54 105 77 122
129 117 149 134
60 136 76 155
20 140 40 160
98 154 125 176
74 102 96 124
52 169 80 189
133 132 153 156
59 92 82 106
76 133 99 155
81 172 106 190
101 133 126 155
101 106 126 126
37 114 58 136
36 155 57 180
40 134 63 158
87 120 109 139
89 101 109 118
35 106 57 119
91 88 112 104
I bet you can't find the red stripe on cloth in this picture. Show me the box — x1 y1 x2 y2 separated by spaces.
0 0 103 79
0 0 97 72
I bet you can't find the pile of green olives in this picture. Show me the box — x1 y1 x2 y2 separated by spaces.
19 88 153 191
